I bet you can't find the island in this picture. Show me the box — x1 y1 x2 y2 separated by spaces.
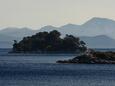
11 30 87 53
11 30 115 64
57 49 115 64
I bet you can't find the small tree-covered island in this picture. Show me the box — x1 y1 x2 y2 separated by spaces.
12 30 87 53
12 30 115 64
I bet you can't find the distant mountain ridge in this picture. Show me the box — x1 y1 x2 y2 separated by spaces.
1 17 115 48
0 27 36 38
38 17 115 38
80 35 115 48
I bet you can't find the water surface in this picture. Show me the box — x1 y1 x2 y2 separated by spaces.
0 49 115 86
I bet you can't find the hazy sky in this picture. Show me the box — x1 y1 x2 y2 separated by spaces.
0 0 115 29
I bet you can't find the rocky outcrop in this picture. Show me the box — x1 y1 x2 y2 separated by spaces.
57 51 115 64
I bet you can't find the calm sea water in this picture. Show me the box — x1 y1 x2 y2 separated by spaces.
0 49 115 86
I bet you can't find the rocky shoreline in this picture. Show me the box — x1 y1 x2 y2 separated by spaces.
56 51 115 64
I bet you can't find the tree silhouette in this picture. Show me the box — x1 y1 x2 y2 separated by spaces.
12 30 87 53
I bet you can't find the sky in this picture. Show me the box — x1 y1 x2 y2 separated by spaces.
0 0 115 29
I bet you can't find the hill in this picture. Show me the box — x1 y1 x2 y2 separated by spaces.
39 17 115 38
1 17 115 48
12 30 86 53
80 35 115 48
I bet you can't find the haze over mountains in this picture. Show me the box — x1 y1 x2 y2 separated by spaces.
1 17 115 48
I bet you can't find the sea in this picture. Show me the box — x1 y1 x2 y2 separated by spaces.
0 48 115 86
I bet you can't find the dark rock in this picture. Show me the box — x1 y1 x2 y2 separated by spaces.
57 51 115 64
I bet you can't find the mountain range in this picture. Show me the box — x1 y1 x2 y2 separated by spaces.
1 17 115 48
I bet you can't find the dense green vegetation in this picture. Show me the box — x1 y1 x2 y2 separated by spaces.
12 30 87 53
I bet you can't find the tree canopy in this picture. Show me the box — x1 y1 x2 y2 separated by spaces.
12 30 87 53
